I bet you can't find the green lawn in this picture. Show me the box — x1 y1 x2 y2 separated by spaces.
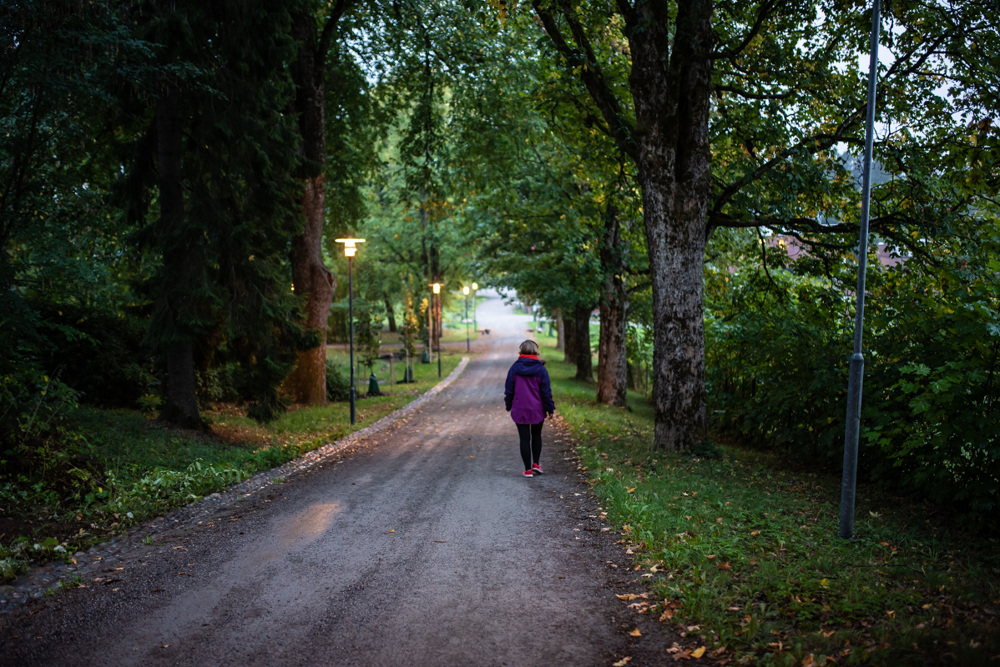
538 338 1000 666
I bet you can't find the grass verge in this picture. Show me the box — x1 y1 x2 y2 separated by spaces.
0 350 463 582
540 339 1000 665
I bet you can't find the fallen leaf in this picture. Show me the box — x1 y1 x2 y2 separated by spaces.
612 659 632 667
159 644 170 649
386 530 395 533
717 561 732 570
691 646 706 658
659 609 675 622
629 628 641 637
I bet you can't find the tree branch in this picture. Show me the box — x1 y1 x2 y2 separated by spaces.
712 0 779 61
532 0 637 160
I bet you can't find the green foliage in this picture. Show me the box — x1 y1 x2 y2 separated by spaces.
706 229 1000 519
325 360 351 402
106 461 248 515
400 295 422 359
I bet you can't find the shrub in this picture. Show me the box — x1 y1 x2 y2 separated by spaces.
326 360 351 402
706 256 1000 521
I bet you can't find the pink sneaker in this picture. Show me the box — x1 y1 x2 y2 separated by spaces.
532 463 544 475
522 469 534 478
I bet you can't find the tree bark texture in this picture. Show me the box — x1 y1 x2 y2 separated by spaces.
555 309 565 351
573 303 594 383
532 0 713 450
563 311 577 365
596 204 629 407
285 9 337 406
155 87 202 429
384 296 397 332
629 0 713 450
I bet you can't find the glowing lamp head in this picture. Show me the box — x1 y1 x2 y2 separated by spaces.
335 238 365 257
472 282 478 290
432 283 441 294
463 286 469 295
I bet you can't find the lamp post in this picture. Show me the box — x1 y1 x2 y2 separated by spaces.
336 238 365 425
431 282 442 377
839 0 882 541
463 286 470 352
471 282 478 332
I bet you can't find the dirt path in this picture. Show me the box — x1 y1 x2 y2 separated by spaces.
1 293 674 666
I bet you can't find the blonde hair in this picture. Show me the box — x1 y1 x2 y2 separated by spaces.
519 340 539 356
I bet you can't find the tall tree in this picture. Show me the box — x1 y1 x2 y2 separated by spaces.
529 0 713 450
284 0 358 405
128 0 306 426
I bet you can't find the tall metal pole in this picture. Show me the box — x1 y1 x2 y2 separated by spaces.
464 290 470 352
437 292 442 378
839 0 882 540
348 255 356 426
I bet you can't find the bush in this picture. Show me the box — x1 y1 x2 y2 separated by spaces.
706 256 1000 521
326 359 351 402
27 301 157 409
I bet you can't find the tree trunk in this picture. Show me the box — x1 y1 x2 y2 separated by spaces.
596 204 629 407
555 309 565 351
285 9 336 406
630 0 713 450
384 295 397 332
155 86 202 429
563 311 577 365
573 303 594 383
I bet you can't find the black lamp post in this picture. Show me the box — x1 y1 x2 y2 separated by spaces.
336 238 365 425
463 286 470 352
432 282 442 378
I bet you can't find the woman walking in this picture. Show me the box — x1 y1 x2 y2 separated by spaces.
504 340 556 477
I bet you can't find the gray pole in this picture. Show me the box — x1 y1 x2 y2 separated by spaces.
839 0 882 540
348 256 356 426
437 293 442 378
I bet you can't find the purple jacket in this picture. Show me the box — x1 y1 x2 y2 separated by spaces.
504 356 555 424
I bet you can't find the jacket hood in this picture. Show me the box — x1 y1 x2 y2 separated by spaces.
510 357 547 378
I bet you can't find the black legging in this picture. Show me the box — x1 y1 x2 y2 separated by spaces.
516 422 544 470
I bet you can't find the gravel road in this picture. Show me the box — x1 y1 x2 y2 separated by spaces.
0 292 676 666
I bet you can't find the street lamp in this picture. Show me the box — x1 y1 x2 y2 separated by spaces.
336 237 365 425
463 286 470 352
471 282 478 332
431 282 442 378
